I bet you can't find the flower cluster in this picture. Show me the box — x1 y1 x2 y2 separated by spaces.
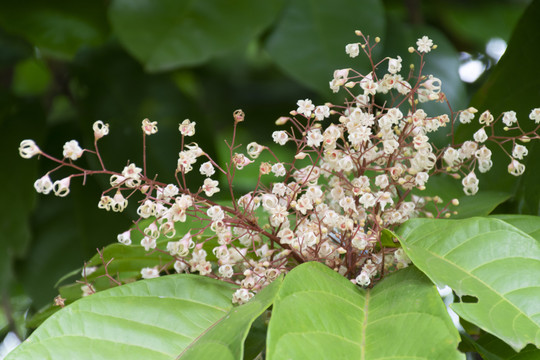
19 32 540 303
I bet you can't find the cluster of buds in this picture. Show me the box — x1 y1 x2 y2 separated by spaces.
19 32 540 303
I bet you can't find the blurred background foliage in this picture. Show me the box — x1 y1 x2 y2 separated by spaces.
1 0 538 354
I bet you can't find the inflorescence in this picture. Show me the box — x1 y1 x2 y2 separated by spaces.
20 32 540 304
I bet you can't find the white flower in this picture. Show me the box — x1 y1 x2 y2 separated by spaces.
416 36 433 53
307 128 323 147
142 118 158 135
219 264 234 278
345 43 360 58
111 192 128 212
272 131 289 145
207 205 224 221
232 288 254 304
162 184 179 199
314 105 330 120
459 107 478 124
19 139 41 159
34 174 53 194
296 99 315 117
141 267 160 279
137 200 155 218
508 159 525 176
359 193 376 208
512 144 528 160
179 119 196 136
360 78 378 96
479 110 494 126
462 172 479 195
117 230 132 245
247 142 265 158
502 111 517 127
338 155 354 172
473 128 488 143
53 177 71 197
355 271 371 286
387 56 402 74
529 108 540 123
140 236 157 251
122 163 142 180
272 163 286 177
63 140 84 161
199 161 215 177
93 120 109 139
202 178 220 197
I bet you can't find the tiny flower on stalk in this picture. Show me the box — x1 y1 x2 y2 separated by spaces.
93 120 109 139
416 36 433 53
63 140 84 161
117 230 132 245
202 178 220 197
142 118 158 135
53 177 71 197
34 174 53 194
508 159 525 176
19 139 41 159
345 43 360 58
179 119 196 136
529 108 540 123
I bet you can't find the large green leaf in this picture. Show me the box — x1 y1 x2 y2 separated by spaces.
109 0 284 72
397 217 540 351
267 262 463 360
7 275 237 360
265 0 385 95
0 0 108 60
179 276 282 359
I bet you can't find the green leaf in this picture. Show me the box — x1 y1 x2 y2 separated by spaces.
463 331 540 360
267 262 463 360
7 275 237 360
179 276 282 359
0 1 108 60
109 0 284 72
443 2 526 47
397 217 540 351
380 228 400 248
420 174 510 219
12 58 52 96
265 0 385 95
491 215 540 241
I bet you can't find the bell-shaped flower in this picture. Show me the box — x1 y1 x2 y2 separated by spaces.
53 177 71 197
19 139 41 159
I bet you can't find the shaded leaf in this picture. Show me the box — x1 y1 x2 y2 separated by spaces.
265 0 385 95
178 276 282 359
398 217 540 351
109 0 284 72
12 58 52 96
7 275 237 360
420 174 510 219
0 0 108 60
267 262 463 360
